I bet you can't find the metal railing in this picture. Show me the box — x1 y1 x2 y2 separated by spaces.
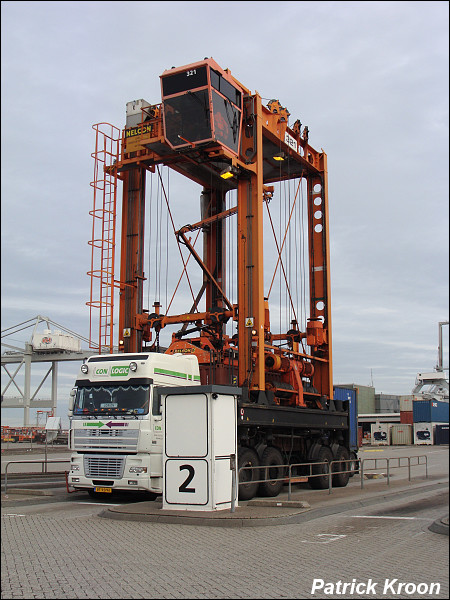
233 454 429 510
360 455 428 488
2 454 429 506
236 459 349 503
3 459 70 495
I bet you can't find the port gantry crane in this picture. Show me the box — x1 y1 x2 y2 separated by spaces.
89 57 332 411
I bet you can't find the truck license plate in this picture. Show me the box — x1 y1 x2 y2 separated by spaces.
94 487 112 493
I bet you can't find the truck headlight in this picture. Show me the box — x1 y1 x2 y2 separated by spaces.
129 361 138 372
81 364 88 374
129 466 147 473
71 465 80 471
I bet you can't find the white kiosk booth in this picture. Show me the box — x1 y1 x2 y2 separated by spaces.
161 385 239 511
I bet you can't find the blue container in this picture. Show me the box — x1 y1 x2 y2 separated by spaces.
434 423 449 446
334 387 358 451
413 399 449 423
434 423 449 445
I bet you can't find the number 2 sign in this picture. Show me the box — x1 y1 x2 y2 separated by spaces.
162 389 237 511
164 459 209 505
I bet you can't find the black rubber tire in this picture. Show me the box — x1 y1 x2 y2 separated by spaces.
238 447 260 501
308 446 333 489
332 446 350 487
259 447 285 497
349 451 359 477
144 491 158 501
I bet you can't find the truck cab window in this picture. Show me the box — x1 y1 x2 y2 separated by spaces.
73 384 150 415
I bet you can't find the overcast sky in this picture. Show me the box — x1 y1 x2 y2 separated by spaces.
1 1 448 426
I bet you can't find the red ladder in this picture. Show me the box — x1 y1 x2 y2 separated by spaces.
87 123 121 353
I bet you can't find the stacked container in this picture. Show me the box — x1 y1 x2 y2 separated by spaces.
434 423 449 445
413 422 434 445
400 411 414 424
413 399 449 445
371 422 390 445
399 395 413 425
412 399 449 423
335 384 375 414
390 424 412 445
375 394 400 413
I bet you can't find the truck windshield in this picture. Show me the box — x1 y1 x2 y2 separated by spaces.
73 384 150 416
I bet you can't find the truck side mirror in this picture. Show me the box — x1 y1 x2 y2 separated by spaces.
68 389 76 412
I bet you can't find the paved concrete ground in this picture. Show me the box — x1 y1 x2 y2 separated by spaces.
2 445 448 598
2 482 448 599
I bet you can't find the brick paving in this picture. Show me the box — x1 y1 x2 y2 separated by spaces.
1 487 448 599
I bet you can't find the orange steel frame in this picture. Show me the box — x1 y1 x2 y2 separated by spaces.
90 58 333 406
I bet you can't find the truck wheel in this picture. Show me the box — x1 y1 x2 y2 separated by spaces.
238 447 260 501
349 451 359 477
144 491 158 501
332 446 350 487
259 447 284 497
309 446 333 489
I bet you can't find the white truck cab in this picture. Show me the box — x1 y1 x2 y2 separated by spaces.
68 352 200 497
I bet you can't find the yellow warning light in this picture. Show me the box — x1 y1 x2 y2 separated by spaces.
220 166 238 180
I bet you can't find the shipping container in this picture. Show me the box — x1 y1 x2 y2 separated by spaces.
434 423 449 445
334 387 358 451
400 411 414 425
413 399 449 423
358 426 363 448
375 394 400 413
413 422 433 445
32 329 81 352
371 422 391 445
336 384 375 414
390 424 412 445
399 395 414 412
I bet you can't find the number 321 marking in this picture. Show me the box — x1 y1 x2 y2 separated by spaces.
186 70 197 76
179 464 195 493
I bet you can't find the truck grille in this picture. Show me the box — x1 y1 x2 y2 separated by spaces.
87 428 122 437
84 455 125 479
73 428 139 451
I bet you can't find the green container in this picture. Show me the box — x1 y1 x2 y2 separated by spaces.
336 384 375 414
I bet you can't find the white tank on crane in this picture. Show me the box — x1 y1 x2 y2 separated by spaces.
32 329 81 352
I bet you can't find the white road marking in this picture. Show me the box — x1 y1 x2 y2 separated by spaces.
301 534 347 544
351 515 431 520
75 502 121 506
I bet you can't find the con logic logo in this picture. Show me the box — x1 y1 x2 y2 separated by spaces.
94 367 109 376
93 365 129 377
111 365 129 377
